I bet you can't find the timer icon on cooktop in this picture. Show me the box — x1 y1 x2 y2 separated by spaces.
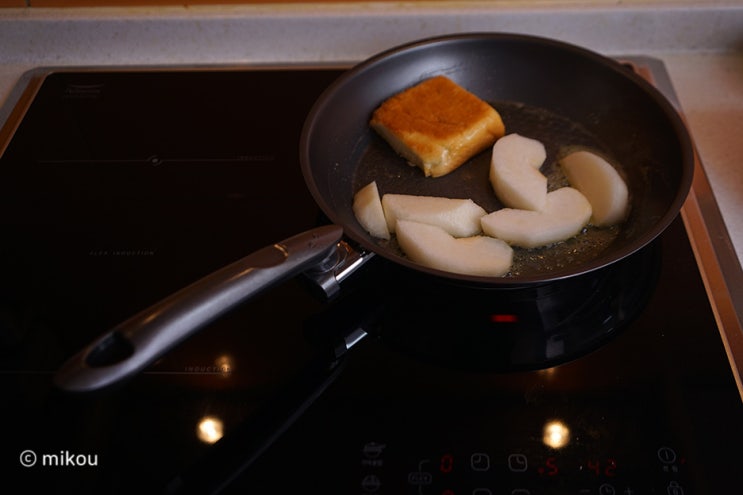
508 453 528 472
470 453 491 471
657 446 677 464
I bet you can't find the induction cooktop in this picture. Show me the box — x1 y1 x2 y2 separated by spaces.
0 60 741 495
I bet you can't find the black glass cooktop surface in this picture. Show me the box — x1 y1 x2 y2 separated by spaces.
1 67 741 495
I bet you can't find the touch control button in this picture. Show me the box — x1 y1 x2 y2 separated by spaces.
508 453 528 472
408 460 433 487
667 481 685 495
657 447 677 464
361 474 381 493
470 453 491 471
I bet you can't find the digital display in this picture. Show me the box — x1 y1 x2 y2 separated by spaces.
396 449 686 494
439 454 455 474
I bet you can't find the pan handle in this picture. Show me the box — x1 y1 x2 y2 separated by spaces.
54 225 344 393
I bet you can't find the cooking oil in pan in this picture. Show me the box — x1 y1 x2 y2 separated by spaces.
353 100 625 278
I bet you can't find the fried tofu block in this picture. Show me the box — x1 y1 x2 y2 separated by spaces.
370 76 505 178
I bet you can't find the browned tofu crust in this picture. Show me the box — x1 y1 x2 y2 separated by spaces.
370 76 505 177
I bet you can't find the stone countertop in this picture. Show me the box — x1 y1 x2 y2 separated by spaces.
0 2 741 269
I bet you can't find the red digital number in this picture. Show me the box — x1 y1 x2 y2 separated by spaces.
605 458 617 477
586 459 600 476
544 456 559 476
440 454 454 474
585 459 617 477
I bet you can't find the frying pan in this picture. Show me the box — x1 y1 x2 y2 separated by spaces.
55 33 693 393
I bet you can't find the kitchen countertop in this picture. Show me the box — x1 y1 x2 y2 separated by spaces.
0 2 741 296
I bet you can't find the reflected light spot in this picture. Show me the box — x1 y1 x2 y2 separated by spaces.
543 420 570 449
538 367 557 378
215 355 233 377
197 416 224 444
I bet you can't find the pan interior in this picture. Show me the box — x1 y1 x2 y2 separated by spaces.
301 34 692 285
354 99 623 278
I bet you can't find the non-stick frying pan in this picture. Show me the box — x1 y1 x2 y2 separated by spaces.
55 33 694 392
302 32 693 284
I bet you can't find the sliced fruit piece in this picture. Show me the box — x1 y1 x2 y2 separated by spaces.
382 194 487 238
489 133 548 211
480 187 592 249
352 181 390 239
559 150 629 226
396 219 513 277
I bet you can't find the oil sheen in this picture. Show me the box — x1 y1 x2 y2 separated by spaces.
354 100 625 278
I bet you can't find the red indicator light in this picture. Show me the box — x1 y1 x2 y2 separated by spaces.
491 314 519 323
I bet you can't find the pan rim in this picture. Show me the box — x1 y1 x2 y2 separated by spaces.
299 32 695 286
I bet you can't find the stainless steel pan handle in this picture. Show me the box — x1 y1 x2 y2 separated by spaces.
54 225 344 393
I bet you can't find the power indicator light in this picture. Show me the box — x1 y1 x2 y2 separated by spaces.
490 314 519 323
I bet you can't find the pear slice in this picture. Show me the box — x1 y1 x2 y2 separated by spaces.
559 150 629 227
480 187 592 249
396 219 513 277
352 181 390 239
489 133 548 211
382 194 487 238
